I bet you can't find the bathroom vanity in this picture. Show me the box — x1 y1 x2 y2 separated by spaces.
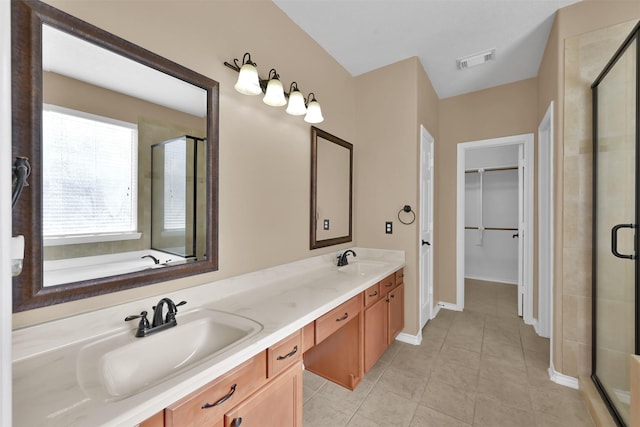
12 248 405 426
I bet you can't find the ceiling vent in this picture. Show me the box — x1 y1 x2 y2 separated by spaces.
456 48 496 70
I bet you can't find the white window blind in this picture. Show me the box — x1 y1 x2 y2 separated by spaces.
163 137 186 230
42 105 138 239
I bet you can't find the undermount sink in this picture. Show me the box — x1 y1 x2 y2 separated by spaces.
337 260 386 276
77 308 262 401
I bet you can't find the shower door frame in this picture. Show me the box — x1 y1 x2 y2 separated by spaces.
591 22 640 427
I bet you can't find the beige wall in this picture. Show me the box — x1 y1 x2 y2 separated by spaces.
437 78 539 304
354 57 439 336
537 0 640 376
14 0 359 327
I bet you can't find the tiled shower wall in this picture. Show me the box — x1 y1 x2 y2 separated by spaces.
562 20 638 377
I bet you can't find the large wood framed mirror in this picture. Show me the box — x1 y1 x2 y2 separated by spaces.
310 126 353 249
11 0 219 312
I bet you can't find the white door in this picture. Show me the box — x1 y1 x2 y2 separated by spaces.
517 144 525 317
420 125 434 329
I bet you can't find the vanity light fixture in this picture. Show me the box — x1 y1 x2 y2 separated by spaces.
285 82 307 116
231 53 262 95
224 52 324 123
263 69 287 107
304 93 324 124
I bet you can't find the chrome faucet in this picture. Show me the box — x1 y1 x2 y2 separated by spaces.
337 249 356 267
125 298 186 337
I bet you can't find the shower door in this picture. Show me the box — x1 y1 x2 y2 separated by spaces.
592 23 639 426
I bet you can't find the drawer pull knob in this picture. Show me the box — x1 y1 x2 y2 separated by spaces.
369 291 378 297
276 345 299 360
201 383 236 409
232 417 243 426
336 313 349 322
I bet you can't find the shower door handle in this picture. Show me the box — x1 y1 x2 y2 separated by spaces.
611 223 636 259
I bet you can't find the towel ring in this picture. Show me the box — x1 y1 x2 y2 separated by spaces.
397 205 416 225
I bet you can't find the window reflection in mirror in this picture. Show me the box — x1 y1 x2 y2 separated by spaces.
310 127 353 249
11 0 218 311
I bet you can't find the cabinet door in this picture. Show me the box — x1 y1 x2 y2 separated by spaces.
364 296 387 373
224 363 302 427
388 282 405 344
138 411 164 427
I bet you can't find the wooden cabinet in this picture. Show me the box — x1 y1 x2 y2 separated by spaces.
138 411 164 427
165 333 305 427
224 362 302 427
303 294 363 390
165 353 267 427
388 282 404 344
363 269 405 373
363 295 388 372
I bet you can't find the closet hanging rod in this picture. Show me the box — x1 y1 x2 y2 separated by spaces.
465 226 519 231
464 166 518 173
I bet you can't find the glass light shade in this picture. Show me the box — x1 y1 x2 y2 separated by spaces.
304 100 324 123
234 64 262 95
263 78 287 106
286 90 307 116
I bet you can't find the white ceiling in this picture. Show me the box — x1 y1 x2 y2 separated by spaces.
273 0 581 99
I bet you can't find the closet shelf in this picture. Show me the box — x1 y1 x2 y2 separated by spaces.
465 166 518 173
465 226 518 231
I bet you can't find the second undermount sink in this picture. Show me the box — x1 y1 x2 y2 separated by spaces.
77 308 262 401
337 260 386 276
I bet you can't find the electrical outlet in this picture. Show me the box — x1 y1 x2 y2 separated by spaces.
323 219 330 230
385 221 393 234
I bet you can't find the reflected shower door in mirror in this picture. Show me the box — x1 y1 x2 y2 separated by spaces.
12 0 219 310
151 135 206 259
310 126 353 249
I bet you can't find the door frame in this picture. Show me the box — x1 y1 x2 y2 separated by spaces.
1 0 13 423
419 125 435 329
537 102 554 339
455 134 534 325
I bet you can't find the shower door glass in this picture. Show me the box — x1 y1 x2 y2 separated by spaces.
593 34 638 426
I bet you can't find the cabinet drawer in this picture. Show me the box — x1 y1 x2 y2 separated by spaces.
363 282 381 307
315 294 361 344
165 352 267 427
268 330 302 378
380 274 396 292
395 269 405 285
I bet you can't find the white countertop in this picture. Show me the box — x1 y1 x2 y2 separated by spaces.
12 248 405 427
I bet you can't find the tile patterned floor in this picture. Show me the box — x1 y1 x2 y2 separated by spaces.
302 279 594 427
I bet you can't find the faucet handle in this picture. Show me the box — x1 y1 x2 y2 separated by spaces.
125 310 148 322
165 301 187 323
125 311 150 337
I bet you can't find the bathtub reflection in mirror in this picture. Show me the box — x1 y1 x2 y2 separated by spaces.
12 0 219 310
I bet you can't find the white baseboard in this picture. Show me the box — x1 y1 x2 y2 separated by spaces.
436 301 462 312
396 331 422 346
548 366 579 389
